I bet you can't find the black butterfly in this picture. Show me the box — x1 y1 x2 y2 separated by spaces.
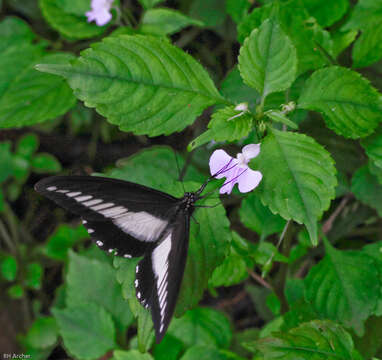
35 175 215 343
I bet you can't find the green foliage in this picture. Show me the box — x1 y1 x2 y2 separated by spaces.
36 35 226 137
188 106 253 151
5 0 382 357
298 66 382 139
254 129 337 245
39 0 107 39
140 8 203 36
304 239 382 336
246 320 362 359
53 303 116 360
238 19 297 99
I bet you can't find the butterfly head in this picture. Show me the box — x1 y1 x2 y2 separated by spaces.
182 191 197 212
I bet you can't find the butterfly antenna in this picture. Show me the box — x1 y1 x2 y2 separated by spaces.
173 149 186 193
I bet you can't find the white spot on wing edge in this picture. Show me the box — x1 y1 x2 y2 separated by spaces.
67 191 81 197
96 240 103 246
88 229 94 234
47 186 57 191
83 199 102 206
91 202 114 211
57 189 69 193
75 195 92 202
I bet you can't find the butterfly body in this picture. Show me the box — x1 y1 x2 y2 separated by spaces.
35 175 202 343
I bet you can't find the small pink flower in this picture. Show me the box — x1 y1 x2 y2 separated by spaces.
209 144 262 194
86 0 114 26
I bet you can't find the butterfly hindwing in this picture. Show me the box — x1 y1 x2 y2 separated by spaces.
35 176 179 243
136 212 190 343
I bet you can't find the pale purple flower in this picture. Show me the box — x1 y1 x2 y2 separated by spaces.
86 0 114 26
209 144 262 194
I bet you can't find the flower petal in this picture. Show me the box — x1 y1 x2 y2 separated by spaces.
242 143 260 160
209 149 235 179
95 9 112 26
220 167 241 194
238 168 262 193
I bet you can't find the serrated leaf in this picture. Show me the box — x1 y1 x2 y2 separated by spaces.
140 8 203 36
237 1 333 75
188 106 253 150
36 35 225 137
153 334 184 360
25 317 58 349
305 240 381 336
246 320 362 359
66 251 133 327
39 0 107 39
168 307 232 348
53 303 115 360
238 19 297 98
43 224 88 261
112 350 154 360
352 23 382 68
239 192 286 240
303 0 349 27
254 129 337 246
351 165 382 216
361 125 382 168
298 66 382 139
0 255 17 281
0 53 76 128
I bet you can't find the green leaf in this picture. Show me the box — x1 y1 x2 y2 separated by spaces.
138 0 165 9
353 316 382 360
43 224 88 261
351 165 382 216
188 106 253 151
264 110 298 129
255 129 337 246
226 0 251 24
284 278 305 306
53 303 116 360
303 0 349 27
0 255 17 281
361 125 382 169
66 251 133 327
189 0 226 28
342 0 382 31
305 239 381 336
209 247 248 288
298 66 382 139
0 16 37 50
239 192 286 240
8 284 24 298
31 153 62 173
55 0 93 16
140 8 203 36
332 30 358 58
25 262 43 290
238 19 297 98
153 334 184 360
112 350 154 360
168 307 232 348
220 67 260 106
180 346 245 360
36 35 225 137
0 142 13 183
352 23 382 68
25 317 58 349
246 320 362 359
237 1 333 75
39 0 107 39
16 134 39 159
0 53 76 128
